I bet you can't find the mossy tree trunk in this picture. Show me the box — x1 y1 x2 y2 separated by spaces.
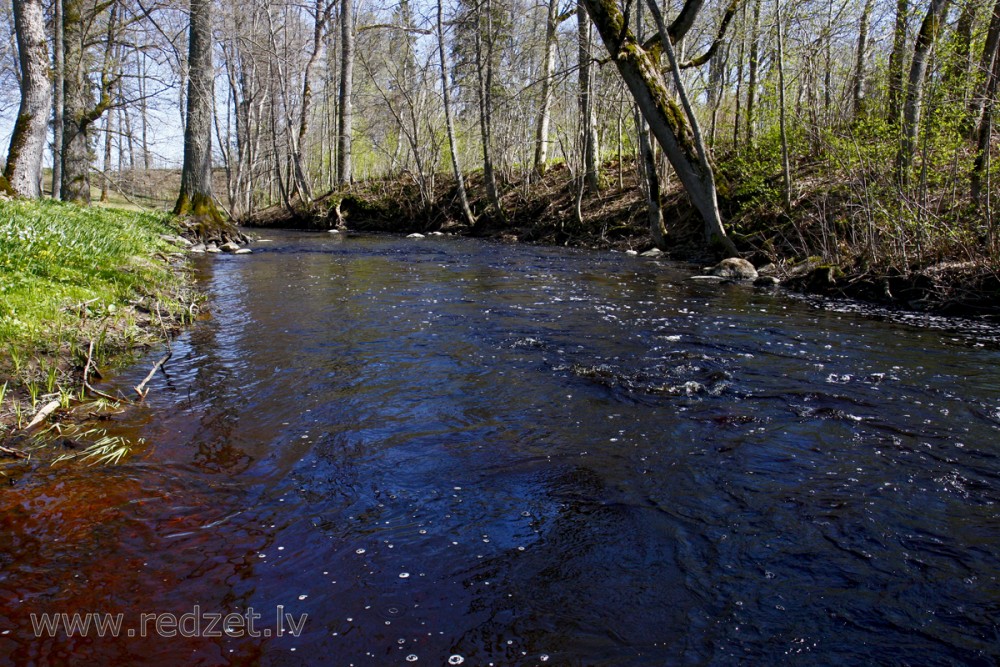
581 0 737 254
174 0 222 221
3 0 51 198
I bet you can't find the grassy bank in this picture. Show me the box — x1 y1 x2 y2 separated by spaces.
0 199 199 437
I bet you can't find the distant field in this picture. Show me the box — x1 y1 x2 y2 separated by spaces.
40 168 229 212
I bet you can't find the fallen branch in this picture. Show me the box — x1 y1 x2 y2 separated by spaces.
134 352 171 400
23 400 61 432
0 444 27 459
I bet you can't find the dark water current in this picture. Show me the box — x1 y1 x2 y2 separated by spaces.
2 231 1000 666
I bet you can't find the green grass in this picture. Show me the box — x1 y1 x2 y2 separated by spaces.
0 199 192 428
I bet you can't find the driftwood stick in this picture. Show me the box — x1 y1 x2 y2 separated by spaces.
0 445 27 459
134 352 171 400
23 400 61 432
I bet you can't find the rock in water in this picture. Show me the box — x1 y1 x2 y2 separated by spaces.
709 258 758 280
640 248 663 257
234 248 252 255
220 241 241 253
406 233 425 239
754 276 780 288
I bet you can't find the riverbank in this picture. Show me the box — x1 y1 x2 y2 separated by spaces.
0 199 201 447
246 156 1000 320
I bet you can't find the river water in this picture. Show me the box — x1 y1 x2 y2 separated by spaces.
2 231 999 665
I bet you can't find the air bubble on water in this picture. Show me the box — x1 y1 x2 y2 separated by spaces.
356 548 366 554
448 656 464 665
406 656 418 662
517 546 525 551
540 655 550 662
398 639 406 644
278 546 285 551
419 529 427 534
298 594 308 600
399 572 410 578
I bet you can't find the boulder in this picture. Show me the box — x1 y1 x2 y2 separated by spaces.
709 257 757 280
406 233 425 239
189 243 206 253
160 233 192 246
206 244 221 254
640 248 663 257
219 241 241 253
754 276 780 288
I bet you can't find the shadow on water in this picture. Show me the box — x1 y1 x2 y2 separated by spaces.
2 230 1000 665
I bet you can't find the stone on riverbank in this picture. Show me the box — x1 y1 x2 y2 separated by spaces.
709 258 758 280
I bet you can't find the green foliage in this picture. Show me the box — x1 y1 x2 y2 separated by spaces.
717 132 786 210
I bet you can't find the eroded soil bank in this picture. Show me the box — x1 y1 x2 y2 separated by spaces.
245 162 1000 321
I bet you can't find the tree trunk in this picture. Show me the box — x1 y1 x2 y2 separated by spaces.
633 0 664 245
970 0 1000 138
897 0 948 184
581 0 736 253
578 3 600 192
775 0 791 211
944 0 975 92
474 0 504 224
61 0 93 203
174 0 221 219
533 0 559 176
100 108 114 202
292 0 331 203
851 0 874 118
437 0 475 227
973 27 1000 207
337 0 354 185
887 0 909 124
3 0 51 198
746 0 761 146
52 0 65 199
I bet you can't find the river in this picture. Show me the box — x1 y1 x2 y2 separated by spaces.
2 230 999 665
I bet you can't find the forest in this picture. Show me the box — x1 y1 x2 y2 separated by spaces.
0 0 999 291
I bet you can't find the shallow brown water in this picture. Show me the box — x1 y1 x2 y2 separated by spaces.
2 230 999 665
